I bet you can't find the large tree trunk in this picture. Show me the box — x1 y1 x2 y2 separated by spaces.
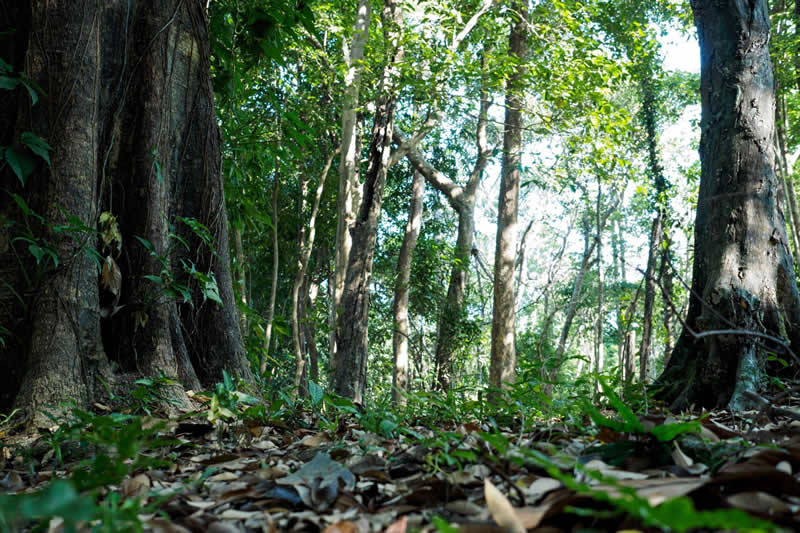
333 0 402 402
489 0 528 391
391 170 425 405
331 0 371 366
655 0 800 410
0 0 252 422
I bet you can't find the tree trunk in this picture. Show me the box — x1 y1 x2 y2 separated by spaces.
293 150 337 394
261 175 279 375
775 95 800 261
396 79 492 392
655 0 800 410
392 170 425 405
233 225 248 336
659 235 675 365
333 0 403 403
594 177 605 394
1 0 251 422
490 0 528 391
332 0 371 365
639 212 662 382
638 71 669 384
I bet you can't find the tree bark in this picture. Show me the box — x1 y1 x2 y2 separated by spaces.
333 0 403 403
655 0 800 410
1 0 251 421
392 170 425 405
331 0 371 365
594 177 605 394
233 225 248 336
490 0 528 391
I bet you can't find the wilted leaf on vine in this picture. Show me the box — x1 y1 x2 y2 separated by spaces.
101 255 122 296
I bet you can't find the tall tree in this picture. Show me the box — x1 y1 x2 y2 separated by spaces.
490 0 528 391
333 0 404 402
391 170 425 405
655 0 800 410
0 0 252 423
331 0 371 366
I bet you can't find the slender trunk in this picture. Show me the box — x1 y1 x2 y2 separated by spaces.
333 0 403 402
490 0 528 391
395 49 493 391
638 71 668 384
306 275 320 382
261 175 279 375
595 177 604 394
292 150 337 394
639 212 662 382
776 95 800 260
233 225 248 336
659 234 675 365
552 195 619 374
332 0 370 363
392 170 425 405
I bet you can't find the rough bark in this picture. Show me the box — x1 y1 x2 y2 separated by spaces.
391 170 425 405
331 0 371 365
333 0 403 403
1 0 251 421
490 0 528 391
639 213 662 382
654 0 800 410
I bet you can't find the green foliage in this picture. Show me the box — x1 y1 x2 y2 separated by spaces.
208 369 261 423
0 408 175 532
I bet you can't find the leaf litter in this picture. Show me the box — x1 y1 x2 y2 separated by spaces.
2 392 800 531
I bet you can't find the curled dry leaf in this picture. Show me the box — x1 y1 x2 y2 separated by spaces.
483 478 526 533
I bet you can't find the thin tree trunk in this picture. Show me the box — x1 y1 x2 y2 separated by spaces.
490 0 528 391
262 175 279 375
639 212 662 382
392 170 425 405
638 71 668 384
594 177 604 394
395 69 492 391
293 150 337 394
233 225 248 336
776 95 800 260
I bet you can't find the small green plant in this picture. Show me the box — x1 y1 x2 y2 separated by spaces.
207 369 261 423
129 374 183 415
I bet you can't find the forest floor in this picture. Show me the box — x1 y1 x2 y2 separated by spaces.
2 384 800 532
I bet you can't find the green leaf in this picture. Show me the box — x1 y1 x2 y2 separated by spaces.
308 380 323 406
20 132 52 165
0 76 19 90
4 147 35 186
650 421 700 442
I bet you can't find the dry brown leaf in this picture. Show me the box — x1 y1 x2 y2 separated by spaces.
383 515 408 533
122 473 150 499
726 491 791 514
483 478 526 533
